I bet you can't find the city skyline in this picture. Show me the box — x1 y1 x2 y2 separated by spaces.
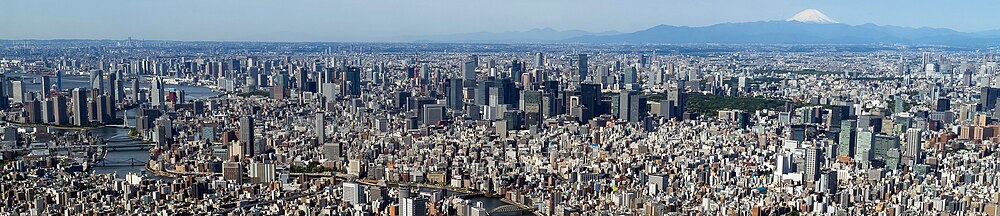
3 0 999 42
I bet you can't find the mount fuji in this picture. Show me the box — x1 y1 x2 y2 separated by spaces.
787 9 837 24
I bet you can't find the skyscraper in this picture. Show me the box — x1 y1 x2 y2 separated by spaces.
316 112 326 143
11 80 24 104
240 115 255 158
344 66 361 96
578 83 602 123
90 70 104 93
578 54 589 82
665 81 687 120
400 196 428 216
40 76 52 99
0 74 9 111
71 88 88 126
151 77 165 107
838 120 856 157
463 60 477 87
535 52 545 68
904 128 923 164
447 78 464 110
803 146 823 187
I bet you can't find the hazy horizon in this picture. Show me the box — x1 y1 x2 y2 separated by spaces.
3 0 998 42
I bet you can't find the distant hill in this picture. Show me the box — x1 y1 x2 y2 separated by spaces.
409 28 619 43
565 21 1000 47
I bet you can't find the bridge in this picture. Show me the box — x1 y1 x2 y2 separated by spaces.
93 158 147 167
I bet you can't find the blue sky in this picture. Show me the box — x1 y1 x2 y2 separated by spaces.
1 0 996 41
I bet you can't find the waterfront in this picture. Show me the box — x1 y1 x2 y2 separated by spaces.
8 73 221 175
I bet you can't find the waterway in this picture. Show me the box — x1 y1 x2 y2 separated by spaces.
10 73 220 175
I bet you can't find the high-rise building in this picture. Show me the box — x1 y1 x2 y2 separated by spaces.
222 161 244 184
316 112 326 143
535 52 545 68
400 196 428 216
40 76 52 99
617 89 647 122
578 83 602 123
240 115 255 158
248 162 275 184
904 128 923 164
71 88 88 126
463 60 477 87
11 80 24 104
344 66 361 96
665 81 687 120
838 120 857 157
151 77 165 107
578 54 589 82
343 182 367 205
422 104 446 125
447 78 464 110
521 90 543 128
90 70 104 93
803 146 823 187
53 95 69 125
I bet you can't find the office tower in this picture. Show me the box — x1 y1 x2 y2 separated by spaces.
240 115 255 158
578 54 589 82
71 88 88 126
343 182 367 205
665 81 687 120
475 80 494 106
222 161 243 183
55 70 63 90
511 60 525 82
154 115 172 146
463 60 477 87
400 196 428 216
904 128 922 163
248 163 276 184
24 100 41 124
496 78 518 107
110 72 124 102
323 143 342 161
447 78 464 110
838 120 857 157
535 52 545 68
522 90 543 128
623 66 638 85
422 104 446 125
0 75 8 111
295 68 309 92
578 83 602 122
982 87 1000 111
273 73 289 100
131 78 140 103
90 70 104 93
41 99 53 123
857 115 882 133
617 89 647 122
53 95 68 125
541 81 564 118
316 112 325 143
40 76 52 99
855 129 875 168
344 66 361 96
95 94 109 124
803 147 822 187
11 80 24 104
151 77 165 107
819 170 838 194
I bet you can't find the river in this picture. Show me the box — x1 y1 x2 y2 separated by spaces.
10 73 220 175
